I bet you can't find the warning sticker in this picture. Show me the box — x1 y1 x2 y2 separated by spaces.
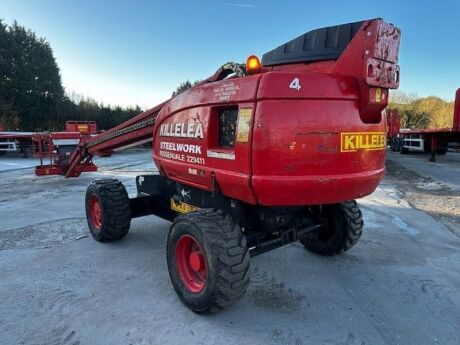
170 199 200 214
207 150 235 160
237 108 252 143
77 125 89 133
213 82 240 101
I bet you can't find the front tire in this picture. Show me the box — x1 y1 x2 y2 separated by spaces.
301 201 363 256
85 179 131 242
167 210 250 313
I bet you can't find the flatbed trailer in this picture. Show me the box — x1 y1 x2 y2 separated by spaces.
0 131 36 157
388 88 460 161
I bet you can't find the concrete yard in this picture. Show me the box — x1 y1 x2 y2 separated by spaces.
1 149 459 345
386 150 460 192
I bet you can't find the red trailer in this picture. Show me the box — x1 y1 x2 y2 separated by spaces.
1 121 97 158
0 130 36 157
388 89 460 161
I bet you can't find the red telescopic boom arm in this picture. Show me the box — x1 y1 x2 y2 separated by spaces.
64 100 168 178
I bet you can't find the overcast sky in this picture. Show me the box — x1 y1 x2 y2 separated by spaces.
1 0 459 109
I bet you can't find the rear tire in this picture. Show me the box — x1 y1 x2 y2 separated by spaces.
399 139 408 154
167 210 250 313
436 147 448 155
390 138 396 151
0 151 6 156
301 201 363 256
85 179 131 242
423 140 431 153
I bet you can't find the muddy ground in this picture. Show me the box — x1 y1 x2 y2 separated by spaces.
1 149 459 345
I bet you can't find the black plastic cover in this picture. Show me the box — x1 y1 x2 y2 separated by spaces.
262 20 364 66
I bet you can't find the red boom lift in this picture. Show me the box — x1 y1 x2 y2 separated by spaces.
63 18 401 312
388 89 460 161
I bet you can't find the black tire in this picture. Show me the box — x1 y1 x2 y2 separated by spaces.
390 138 396 152
423 140 431 153
399 139 408 154
60 159 69 175
0 150 6 156
85 179 131 242
301 200 363 256
167 209 250 313
436 147 448 155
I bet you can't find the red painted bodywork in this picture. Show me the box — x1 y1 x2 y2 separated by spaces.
34 131 97 176
0 131 36 139
65 121 97 135
454 89 460 132
66 18 401 208
386 109 400 137
153 18 400 206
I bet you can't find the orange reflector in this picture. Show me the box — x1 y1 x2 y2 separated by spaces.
369 87 388 104
246 55 261 74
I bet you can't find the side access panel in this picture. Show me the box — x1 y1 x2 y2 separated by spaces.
153 76 261 205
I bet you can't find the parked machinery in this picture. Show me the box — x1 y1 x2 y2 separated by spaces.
63 18 401 312
34 122 98 176
64 121 97 136
388 89 460 161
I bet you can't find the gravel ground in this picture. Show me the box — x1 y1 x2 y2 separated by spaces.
1 149 459 345
385 156 460 237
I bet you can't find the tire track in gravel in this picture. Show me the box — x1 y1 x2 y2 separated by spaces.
0 218 88 250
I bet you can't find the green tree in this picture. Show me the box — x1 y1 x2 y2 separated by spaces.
389 91 455 129
173 79 202 97
7 21 64 131
399 109 430 129
59 92 142 131
0 19 19 129
0 19 189 133
411 97 453 128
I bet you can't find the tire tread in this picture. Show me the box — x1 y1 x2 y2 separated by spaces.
85 179 131 242
301 200 363 256
172 210 250 313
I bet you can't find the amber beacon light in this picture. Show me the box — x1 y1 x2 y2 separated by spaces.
246 55 261 74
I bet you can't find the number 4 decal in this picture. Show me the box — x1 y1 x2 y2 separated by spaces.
289 77 301 91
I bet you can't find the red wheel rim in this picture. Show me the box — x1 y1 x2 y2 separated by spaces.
176 235 207 293
89 195 103 230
